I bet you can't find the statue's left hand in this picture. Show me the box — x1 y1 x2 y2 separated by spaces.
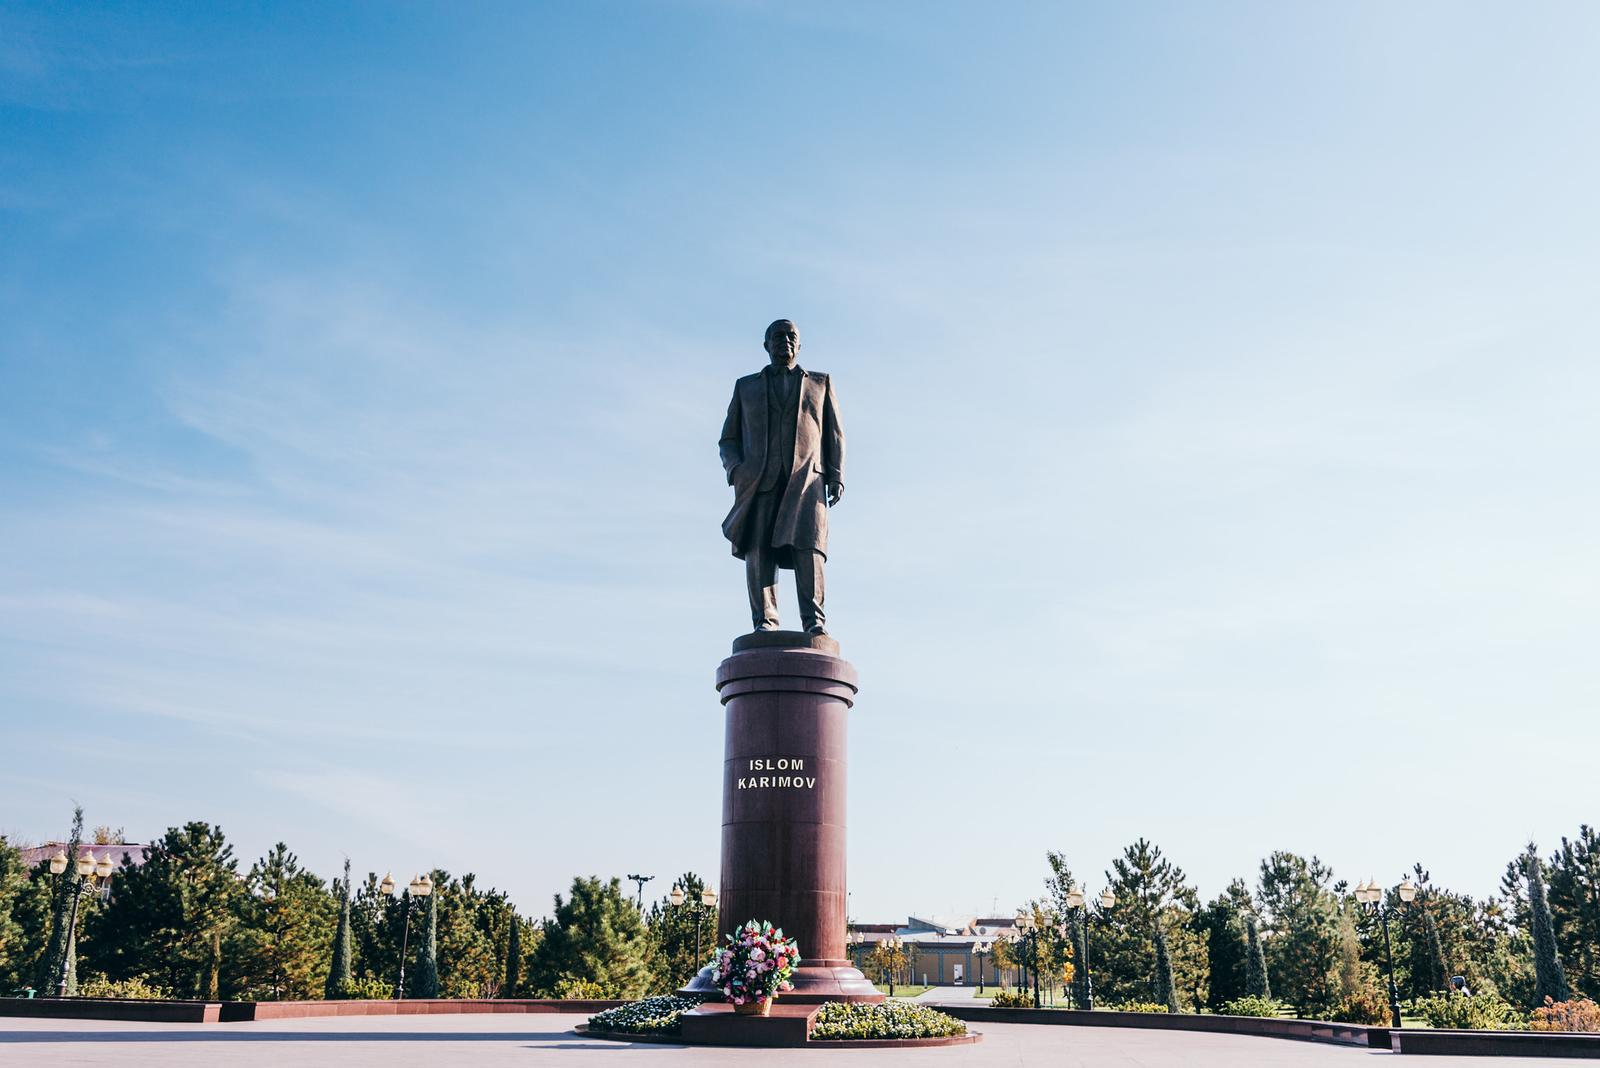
826 481 843 507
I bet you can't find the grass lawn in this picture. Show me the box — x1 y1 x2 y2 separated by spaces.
872 984 932 998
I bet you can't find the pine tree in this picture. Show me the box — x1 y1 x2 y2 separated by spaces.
1526 846 1571 1005
1153 921 1178 1012
527 876 652 998
1245 913 1271 998
1200 882 1251 1011
325 859 353 999
415 890 440 998
230 843 336 1000
35 806 85 994
505 916 522 997
1420 905 1448 993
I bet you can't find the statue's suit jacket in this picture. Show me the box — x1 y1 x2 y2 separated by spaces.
719 367 845 561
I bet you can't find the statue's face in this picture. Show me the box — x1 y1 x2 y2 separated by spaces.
765 323 800 367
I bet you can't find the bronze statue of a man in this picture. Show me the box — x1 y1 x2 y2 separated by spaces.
719 320 845 634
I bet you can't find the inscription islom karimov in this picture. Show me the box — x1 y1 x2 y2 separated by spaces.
737 756 815 790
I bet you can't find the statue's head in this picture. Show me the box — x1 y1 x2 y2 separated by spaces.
764 319 799 368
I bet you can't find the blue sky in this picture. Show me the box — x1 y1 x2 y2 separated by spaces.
3 1 1597 921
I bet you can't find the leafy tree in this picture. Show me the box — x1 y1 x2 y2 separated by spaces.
0 836 31 991
526 876 651 999
1245 913 1271 998
83 822 240 998
325 859 353 998
34 806 85 994
229 843 336 1000
644 871 718 990
414 890 440 998
1525 845 1571 1005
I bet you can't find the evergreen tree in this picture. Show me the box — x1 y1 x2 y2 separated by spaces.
1418 905 1448 995
1199 883 1250 1011
1153 921 1178 1012
1526 845 1571 1005
82 822 239 999
1546 826 1600 997
527 876 652 998
0 836 33 991
1257 851 1340 1014
1070 910 1091 1008
1095 839 1206 1010
229 843 336 1000
415 890 440 998
1245 913 1271 998
505 915 522 997
325 858 353 999
35 806 85 993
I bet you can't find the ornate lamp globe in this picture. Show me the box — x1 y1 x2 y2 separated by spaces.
700 887 717 908
417 874 434 897
669 885 686 907
95 853 115 879
1099 888 1117 910
49 850 68 875
379 872 395 896
76 851 97 878
1397 878 1417 904
1065 885 1085 909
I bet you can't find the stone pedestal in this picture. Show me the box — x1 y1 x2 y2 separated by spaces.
682 631 881 1005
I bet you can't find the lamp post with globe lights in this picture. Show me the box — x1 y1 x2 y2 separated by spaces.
50 849 114 996
670 884 718 969
973 940 990 993
381 872 433 999
1015 910 1042 1008
1355 876 1416 1029
1062 884 1114 1010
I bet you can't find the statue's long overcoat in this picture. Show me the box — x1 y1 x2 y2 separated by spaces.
719 368 845 561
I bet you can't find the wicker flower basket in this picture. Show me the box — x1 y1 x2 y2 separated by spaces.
734 997 773 1016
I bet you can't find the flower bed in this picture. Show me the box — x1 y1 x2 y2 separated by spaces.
587 995 703 1036
809 1001 968 1040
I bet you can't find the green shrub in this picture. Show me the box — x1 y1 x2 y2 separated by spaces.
1530 997 1600 1033
588 994 703 1035
78 974 171 1001
1331 985 1392 1026
1220 996 1286 1018
1103 1001 1171 1014
989 988 1033 1007
553 976 613 999
810 1001 967 1040
1414 992 1526 1031
336 977 394 1000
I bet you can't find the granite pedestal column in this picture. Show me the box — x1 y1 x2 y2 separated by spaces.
682 630 880 1004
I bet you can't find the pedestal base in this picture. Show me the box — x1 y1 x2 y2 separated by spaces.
678 960 883 1005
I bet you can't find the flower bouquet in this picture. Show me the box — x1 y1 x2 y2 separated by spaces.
711 919 801 1016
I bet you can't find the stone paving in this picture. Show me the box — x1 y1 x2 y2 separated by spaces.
0 1012 1560 1067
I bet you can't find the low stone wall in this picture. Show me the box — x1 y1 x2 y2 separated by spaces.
0 997 222 1023
942 1005 1389 1049
1392 1028 1600 1057
0 997 625 1024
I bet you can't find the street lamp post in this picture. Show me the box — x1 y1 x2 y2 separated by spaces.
1015 910 1041 1008
1356 877 1416 1030
885 934 903 998
50 849 113 996
1062 883 1113 1009
669 884 718 968
973 941 990 994
383 872 433 1000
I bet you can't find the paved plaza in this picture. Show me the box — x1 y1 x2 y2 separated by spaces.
0 1013 1561 1067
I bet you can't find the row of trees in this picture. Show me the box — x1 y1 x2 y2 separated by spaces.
1022 830 1600 1021
0 813 718 1002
